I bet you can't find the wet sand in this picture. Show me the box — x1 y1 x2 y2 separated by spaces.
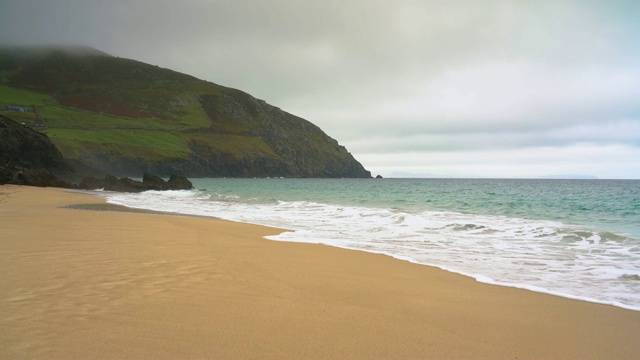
1 185 639 359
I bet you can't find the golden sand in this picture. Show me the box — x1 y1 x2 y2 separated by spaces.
1 185 639 359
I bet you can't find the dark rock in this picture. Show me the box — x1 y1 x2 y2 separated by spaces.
79 176 106 190
375 174 383 179
0 114 77 187
21 168 77 188
104 175 146 193
142 173 167 190
167 175 193 190
0 165 13 184
101 174 193 192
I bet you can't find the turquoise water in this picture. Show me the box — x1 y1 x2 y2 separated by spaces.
190 178 640 237
103 178 640 310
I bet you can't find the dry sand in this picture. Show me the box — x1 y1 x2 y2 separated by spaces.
1 185 640 359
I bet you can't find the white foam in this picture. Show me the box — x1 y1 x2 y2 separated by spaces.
99 189 640 311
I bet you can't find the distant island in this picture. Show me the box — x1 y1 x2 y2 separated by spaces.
0 45 371 180
537 175 599 180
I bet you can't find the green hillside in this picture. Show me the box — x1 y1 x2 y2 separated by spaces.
0 46 371 178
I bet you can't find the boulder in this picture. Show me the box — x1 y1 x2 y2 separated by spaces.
167 175 193 190
100 174 193 192
21 168 77 188
142 173 167 190
79 176 106 190
103 175 147 193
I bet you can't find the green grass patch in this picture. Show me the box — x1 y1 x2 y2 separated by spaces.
0 85 50 106
39 106 181 130
45 128 190 159
0 85 210 131
185 133 277 158
171 100 211 129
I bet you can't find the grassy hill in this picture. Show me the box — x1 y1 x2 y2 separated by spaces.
0 46 371 178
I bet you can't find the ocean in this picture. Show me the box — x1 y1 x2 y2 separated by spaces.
100 178 640 311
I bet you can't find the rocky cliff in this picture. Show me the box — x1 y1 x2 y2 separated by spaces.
0 114 76 186
0 46 371 178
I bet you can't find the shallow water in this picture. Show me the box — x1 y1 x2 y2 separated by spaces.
101 178 640 310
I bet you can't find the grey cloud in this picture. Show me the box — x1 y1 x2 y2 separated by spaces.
347 119 640 154
358 144 640 179
1 0 639 178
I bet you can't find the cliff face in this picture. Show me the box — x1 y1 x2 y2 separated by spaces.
0 46 371 178
190 91 369 178
0 114 76 186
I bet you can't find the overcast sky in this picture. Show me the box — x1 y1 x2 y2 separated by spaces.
1 0 639 178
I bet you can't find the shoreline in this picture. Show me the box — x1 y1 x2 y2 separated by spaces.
2 185 640 359
96 186 640 313
301 241 640 313
74 195 640 312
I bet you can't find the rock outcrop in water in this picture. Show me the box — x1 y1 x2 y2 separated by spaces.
80 173 193 192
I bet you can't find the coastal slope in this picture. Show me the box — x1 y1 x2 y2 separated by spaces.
0 46 371 178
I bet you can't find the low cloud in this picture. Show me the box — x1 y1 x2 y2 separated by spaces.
360 144 640 179
1 0 639 178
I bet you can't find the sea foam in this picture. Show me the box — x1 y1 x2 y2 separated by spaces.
101 180 640 311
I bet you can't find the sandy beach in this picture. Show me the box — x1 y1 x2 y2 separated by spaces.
1 185 640 359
